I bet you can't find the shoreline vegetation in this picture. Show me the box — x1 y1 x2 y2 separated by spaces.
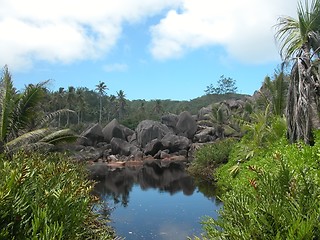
0 152 116 239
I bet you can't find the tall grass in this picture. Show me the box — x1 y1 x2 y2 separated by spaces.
0 152 115 239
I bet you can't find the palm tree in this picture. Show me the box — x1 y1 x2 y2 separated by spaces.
66 86 76 126
57 87 65 127
0 66 77 155
275 0 320 144
75 87 87 124
95 81 108 124
259 70 288 116
153 99 164 116
116 90 126 120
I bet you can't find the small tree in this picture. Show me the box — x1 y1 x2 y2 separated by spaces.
205 75 237 95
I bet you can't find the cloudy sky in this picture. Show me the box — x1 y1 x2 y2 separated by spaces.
0 0 298 100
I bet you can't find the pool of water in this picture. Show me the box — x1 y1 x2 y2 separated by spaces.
92 161 221 239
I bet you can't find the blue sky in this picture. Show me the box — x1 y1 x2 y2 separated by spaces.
0 0 298 100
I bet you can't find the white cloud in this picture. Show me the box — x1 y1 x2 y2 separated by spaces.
150 0 298 63
103 63 128 72
0 0 182 70
0 0 299 70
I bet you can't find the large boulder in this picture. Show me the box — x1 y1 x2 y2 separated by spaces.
194 126 216 143
110 137 140 156
144 139 164 156
176 111 197 139
161 114 179 133
135 120 172 148
198 105 212 121
102 119 126 143
78 123 104 146
161 133 190 153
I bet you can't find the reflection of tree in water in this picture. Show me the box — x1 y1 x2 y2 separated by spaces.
194 179 223 205
93 162 199 206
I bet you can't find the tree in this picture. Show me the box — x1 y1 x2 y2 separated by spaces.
116 90 126 120
275 0 320 144
205 75 237 95
258 70 289 116
0 66 77 155
95 81 108 124
153 99 164 116
66 86 76 126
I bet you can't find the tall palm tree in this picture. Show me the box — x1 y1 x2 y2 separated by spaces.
66 86 75 126
95 81 108 124
275 0 320 144
116 90 126 120
75 87 87 124
153 99 164 116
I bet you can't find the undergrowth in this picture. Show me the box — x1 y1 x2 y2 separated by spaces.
0 152 115 239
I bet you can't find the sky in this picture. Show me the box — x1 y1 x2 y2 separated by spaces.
0 0 298 101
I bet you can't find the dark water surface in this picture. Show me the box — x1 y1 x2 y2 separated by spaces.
93 161 221 240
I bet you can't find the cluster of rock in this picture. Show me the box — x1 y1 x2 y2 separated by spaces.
73 98 250 165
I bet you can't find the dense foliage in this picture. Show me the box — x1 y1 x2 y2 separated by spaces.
188 138 238 181
195 134 320 239
0 152 114 239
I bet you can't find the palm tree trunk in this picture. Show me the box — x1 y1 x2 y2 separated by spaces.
287 52 320 144
99 96 102 124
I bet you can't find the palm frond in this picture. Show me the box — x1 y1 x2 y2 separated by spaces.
0 65 16 143
5 128 51 151
40 129 78 145
39 109 76 127
11 83 45 136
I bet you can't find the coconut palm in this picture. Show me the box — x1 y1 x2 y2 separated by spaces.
95 81 108 124
0 66 77 155
66 86 76 126
275 0 320 144
116 90 127 120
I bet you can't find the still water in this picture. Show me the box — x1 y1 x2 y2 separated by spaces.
92 161 222 240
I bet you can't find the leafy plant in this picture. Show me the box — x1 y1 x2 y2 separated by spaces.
196 143 320 239
188 138 238 180
0 66 78 155
0 151 115 239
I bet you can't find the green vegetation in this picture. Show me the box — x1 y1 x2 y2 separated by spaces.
0 66 77 156
275 0 320 144
205 75 238 95
194 134 320 239
0 66 115 239
188 138 238 181
0 152 114 239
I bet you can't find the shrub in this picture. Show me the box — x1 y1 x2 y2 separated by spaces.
0 152 114 239
195 133 320 239
188 138 238 180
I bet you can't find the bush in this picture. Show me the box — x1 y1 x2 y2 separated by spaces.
0 152 114 239
195 132 320 239
188 138 238 180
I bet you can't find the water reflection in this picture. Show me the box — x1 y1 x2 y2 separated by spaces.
91 161 222 240
92 161 197 207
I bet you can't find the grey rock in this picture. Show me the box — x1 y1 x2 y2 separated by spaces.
144 139 164 156
110 137 140 156
135 120 172 148
78 123 104 146
102 119 126 143
161 133 190 153
161 113 179 132
176 111 197 139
